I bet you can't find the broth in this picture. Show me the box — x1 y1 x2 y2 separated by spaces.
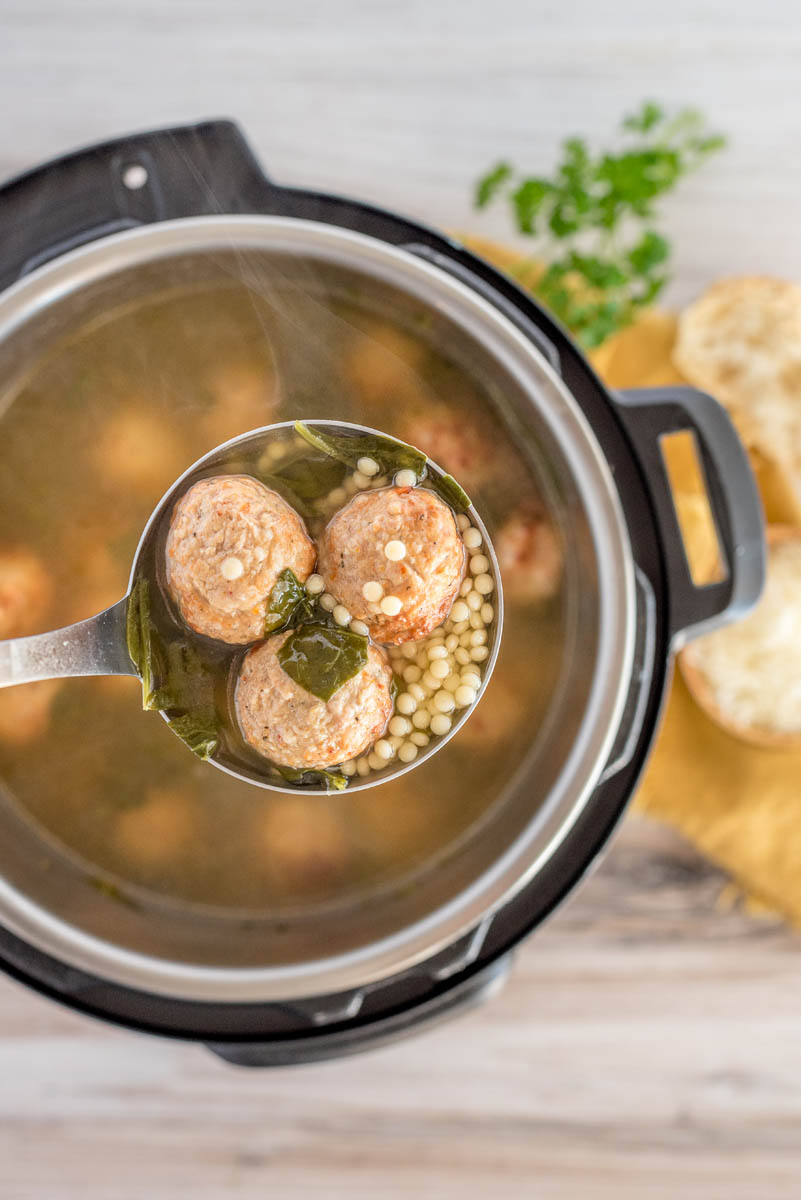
0 275 565 915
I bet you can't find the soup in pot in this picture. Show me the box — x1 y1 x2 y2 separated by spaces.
0 260 565 918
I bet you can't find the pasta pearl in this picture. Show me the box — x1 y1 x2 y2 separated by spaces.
433 690 456 714
305 573 325 594
395 468 417 488
396 693 417 715
388 715 412 737
357 456 380 476
380 595 403 616
384 539 407 561
430 713 452 736
398 742 418 763
362 580 384 603
463 527 482 550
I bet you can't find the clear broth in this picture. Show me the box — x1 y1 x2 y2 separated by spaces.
0 280 565 914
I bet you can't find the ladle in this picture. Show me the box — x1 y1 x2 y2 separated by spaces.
0 421 503 792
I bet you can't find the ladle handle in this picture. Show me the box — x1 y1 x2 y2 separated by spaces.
0 599 134 688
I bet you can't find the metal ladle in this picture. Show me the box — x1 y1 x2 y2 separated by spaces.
0 421 503 793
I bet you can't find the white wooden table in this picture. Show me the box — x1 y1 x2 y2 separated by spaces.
2 3 801 1196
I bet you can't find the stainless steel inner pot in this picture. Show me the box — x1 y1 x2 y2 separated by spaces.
0 216 637 1002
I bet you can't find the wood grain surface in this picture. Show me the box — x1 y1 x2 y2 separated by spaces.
1 2 801 1196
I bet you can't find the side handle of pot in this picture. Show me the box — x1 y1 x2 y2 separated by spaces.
614 386 765 646
0 119 270 286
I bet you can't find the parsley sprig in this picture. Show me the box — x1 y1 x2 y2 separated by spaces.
475 102 726 347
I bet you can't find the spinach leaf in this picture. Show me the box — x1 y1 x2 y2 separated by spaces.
295 421 427 482
255 472 315 522
277 623 369 702
274 452 347 501
125 578 161 710
167 713 219 761
430 473 472 513
264 568 315 635
126 577 221 761
276 765 348 792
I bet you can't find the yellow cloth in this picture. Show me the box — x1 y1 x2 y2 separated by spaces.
465 238 801 924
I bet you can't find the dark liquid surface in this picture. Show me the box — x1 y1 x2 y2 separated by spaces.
0 281 565 914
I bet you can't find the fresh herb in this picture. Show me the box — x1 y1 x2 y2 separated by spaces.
431 472 472 513
264 568 315 635
166 713 219 760
294 421 427 481
277 623 369 702
276 765 348 792
125 578 161 710
475 101 726 347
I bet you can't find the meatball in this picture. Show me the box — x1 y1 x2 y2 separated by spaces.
0 680 60 745
402 404 499 491
236 632 394 769
319 486 466 643
343 323 425 405
165 475 316 644
92 406 187 499
495 505 563 603
256 797 349 890
0 547 51 638
114 787 195 871
198 361 278 450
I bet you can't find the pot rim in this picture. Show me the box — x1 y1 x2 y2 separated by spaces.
0 215 636 1002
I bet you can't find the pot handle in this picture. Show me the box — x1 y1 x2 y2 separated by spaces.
0 119 270 287
614 386 765 645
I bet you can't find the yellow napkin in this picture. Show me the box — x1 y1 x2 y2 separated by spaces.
466 238 801 924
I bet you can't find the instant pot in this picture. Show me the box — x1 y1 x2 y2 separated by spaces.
0 120 764 1064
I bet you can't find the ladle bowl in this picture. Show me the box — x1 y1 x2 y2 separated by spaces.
0 420 503 793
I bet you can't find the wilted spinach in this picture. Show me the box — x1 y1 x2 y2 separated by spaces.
277 623 369 702
294 421 427 481
264 569 316 635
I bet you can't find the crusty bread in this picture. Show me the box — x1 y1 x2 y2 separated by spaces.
680 526 801 747
674 277 801 511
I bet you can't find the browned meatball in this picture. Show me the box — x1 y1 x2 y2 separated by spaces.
0 547 51 638
402 404 499 491
0 680 61 745
255 797 350 890
495 505 563 603
236 632 394 769
165 475 315 644
319 486 466 644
